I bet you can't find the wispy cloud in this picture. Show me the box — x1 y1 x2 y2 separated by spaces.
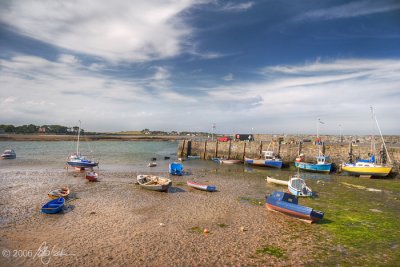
222 73 234 81
295 0 400 22
0 0 202 63
219 1 254 12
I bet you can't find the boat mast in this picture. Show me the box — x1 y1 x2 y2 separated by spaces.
371 107 392 164
370 107 375 156
77 120 81 155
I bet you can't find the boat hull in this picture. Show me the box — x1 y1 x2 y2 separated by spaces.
48 188 70 199
265 191 323 223
341 165 392 177
86 172 98 181
245 157 283 168
137 175 172 192
41 198 65 214
67 161 98 168
187 181 216 192
220 159 241 164
294 162 331 173
266 176 288 186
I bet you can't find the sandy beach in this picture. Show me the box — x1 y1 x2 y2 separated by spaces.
0 168 328 266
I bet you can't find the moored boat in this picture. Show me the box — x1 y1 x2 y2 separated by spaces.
137 175 172 192
220 159 241 164
288 177 313 197
294 155 332 173
169 162 183 175
41 197 65 214
1 149 16 159
148 162 157 167
48 187 70 199
266 176 288 186
265 191 324 223
86 171 98 181
245 151 283 168
187 180 216 192
341 161 392 177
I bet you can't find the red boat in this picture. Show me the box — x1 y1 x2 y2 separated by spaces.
86 171 98 182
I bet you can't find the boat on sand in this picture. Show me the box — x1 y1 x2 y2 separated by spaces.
266 176 288 186
187 181 216 192
137 175 172 192
288 176 313 197
41 197 65 214
48 187 70 199
86 171 98 181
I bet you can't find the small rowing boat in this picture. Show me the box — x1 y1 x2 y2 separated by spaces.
288 176 313 197
48 187 70 199
266 176 288 186
86 171 98 181
187 181 216 192
137 175 172 192
41 197 65 214
220 159 241 164
148 162 157 167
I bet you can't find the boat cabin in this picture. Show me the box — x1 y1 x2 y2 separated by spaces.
262 151 279 160
316 156 330 165
269 191 299 205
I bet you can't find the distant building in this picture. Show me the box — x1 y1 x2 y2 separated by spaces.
38 127 47 133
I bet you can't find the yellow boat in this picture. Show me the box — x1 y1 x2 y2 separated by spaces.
341 162 392 177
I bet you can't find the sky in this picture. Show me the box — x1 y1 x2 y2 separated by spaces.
0 0 399 135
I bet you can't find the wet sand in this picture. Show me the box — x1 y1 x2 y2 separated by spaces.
0 169 326 266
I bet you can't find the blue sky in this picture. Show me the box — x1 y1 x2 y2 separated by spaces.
0 0 399 134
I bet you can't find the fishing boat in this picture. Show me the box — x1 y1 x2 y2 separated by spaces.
169 162 183 175
294 155 332 173
41 197 65 214
66 120 99 169
244 151 283 168
265 191 324 223
220 159 241 164
48 187 70 199
86 171 98 181
288 176 313 197
136 175 172 192
341 107 392 177
266 176 288 186
1 149 16 159
187 181 216 192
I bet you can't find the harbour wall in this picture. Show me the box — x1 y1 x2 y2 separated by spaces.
177 140 400 174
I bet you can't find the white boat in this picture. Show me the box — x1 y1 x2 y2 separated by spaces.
266 176 288 186
220 159 241 164
66 121 98 169
136 175 172 192
148 162 157 167
1 149 16 159
288 176 313 197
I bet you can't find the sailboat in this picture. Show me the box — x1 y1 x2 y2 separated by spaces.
294 118 332 173
341 107 392 177
66 121 99 169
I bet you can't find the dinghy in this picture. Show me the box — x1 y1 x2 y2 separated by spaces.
288 177 313 197
266 176 288 186
187 181 216 192
41 197 65 214
220 159 241 164
137 175 172 192
148 162 157 167
48 187 70 199
86 171 98 181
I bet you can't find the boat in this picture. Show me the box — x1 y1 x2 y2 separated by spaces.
244 151 283 168
86 171 98 181
136 175 172 192
266 176 288 186
41 197 65 214
220 159 241 164
340 107 392 177
265 191 324 223
187 155 201 160
48 187 70 199
187 181 216 192
288 176 313 197
294 155 332 173
169 162 183 175
66 120 99 169
148 162 157 167
1 149 16 159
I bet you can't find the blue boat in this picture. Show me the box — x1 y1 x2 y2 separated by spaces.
294 154 331 173
41 197 65 214
244 151 283 169
169 162 183 175
187 181 216 192
265 191 324 223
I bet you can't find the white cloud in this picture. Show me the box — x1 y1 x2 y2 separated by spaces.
0 0 203 63
295 0 400 22
222 73 234 81
220 2 254 12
